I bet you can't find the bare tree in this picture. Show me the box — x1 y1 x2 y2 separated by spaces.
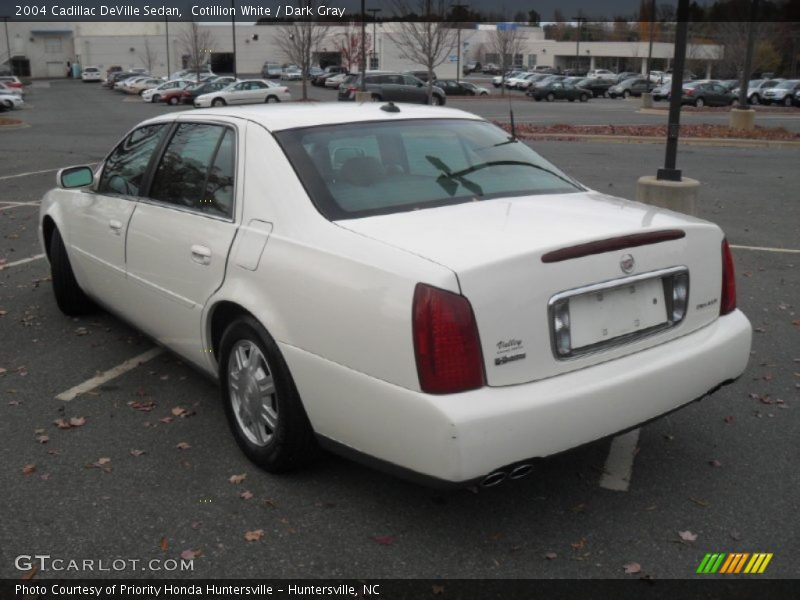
336 22 370 72
712 22 776 78
387 0 457 104
178 22 216 80
138 39 160 76
488 24 527 96
276 3 329 100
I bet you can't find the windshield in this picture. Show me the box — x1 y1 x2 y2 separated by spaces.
775 80 798 89
275 119 583 220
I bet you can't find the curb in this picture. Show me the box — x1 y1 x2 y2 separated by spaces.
637 107 800 117
520 133 800 148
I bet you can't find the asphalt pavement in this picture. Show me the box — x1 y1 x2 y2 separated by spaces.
0 80 798 580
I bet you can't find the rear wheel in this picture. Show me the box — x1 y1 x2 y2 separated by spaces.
266 95 280 103
212 98 226 107
622 90 631 99
49 227 96 316
784 96 793 107
371 94 382 102
152 94 160 103
431 95 443 106
579 93 589 102
749 94 760 105
695 97 705 107
546 92 555 102
219 317 317 472
168 96 179 106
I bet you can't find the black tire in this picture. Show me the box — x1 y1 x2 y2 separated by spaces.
266 95 280 103
219 316 317 472
546 92 555 102
212 98 226 107
784 96 793 107
534 96 541 102
431 95 443 106
695 97 705 108
152 94 160 103
579 93 589 102
49 227 96 316
568 98 575 102
168 96 178 106
371 94 382 102
750 94 759 105
622 90 631 99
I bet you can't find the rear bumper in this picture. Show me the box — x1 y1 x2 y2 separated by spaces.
283 310 751 485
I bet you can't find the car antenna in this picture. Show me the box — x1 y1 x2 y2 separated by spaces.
507 93 517 140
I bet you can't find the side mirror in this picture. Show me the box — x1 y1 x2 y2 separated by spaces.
417 81 423 87
58 166 94 189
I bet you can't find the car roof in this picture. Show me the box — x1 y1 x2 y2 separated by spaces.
145 103 483 133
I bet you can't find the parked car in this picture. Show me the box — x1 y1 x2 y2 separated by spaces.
608 77 655 98
586 69 616 81
307 67 324 79
81 66 102 82
761 80 800 106
105 66 122 80
141 79 193 103
463 61 481 74
505 72 533 89
312 65 346 86
405 70 437 83
0 81 23 97
614 71 640 84
0 92 24 110
261 63 284 79
481 63 501 74
434 79 489 96
40 103 752 486
170 66 212 80
516 74 548 91
325 73 350 89
104 71 139 88
529 80 591 102
0 75 23 89
126 78 164 95
731 79 784 104
338 72 446 105
531 65 558 74
164 80 232 105
680 81 735 107
194 79 291 107
718 79 739 93
281 68 303 81
493 71 524 88
652 81 674 101
526 75 566 94
647 70 667 83
575 77 613 97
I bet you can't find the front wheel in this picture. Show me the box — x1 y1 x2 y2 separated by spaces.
266 95 280 103
168 96 179 106
695 97 705 107
622 90 631 99
430 95 443 106
371 94 382 102
579 93 589 102
212 98 226 107
750 94 760 105
49 227 96 316
152 94 160 103
219 317 317 472
546 92 555 102
784 96 793 107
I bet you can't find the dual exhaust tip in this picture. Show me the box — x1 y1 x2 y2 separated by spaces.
480 463 534 488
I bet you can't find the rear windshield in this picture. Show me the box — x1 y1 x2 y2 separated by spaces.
275 119 583 220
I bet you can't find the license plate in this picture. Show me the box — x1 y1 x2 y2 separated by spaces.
569 278 666 350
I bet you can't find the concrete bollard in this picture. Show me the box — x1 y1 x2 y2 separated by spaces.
641 92 653 109
729 107 756 131
636 175 699 216
355 91 372 103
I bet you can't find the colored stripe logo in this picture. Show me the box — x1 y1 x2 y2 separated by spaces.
696 553 773 574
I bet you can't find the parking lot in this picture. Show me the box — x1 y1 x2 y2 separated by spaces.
1 80 798 580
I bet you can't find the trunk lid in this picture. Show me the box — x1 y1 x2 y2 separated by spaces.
338 192 725 386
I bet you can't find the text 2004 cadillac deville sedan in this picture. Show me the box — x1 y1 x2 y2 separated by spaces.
39 103 752 487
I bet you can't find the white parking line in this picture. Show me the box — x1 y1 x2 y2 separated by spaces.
730 244 800 254
0 168 60 181
0 201 40 212
0 253 45 269
55 347 165 401
599 428 640 492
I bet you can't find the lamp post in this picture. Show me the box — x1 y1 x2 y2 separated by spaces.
230 0 237 78
367 8 380 70
3 17 11 71
737 0 760 108
451 3 468 83
658 0 690 181
165 16 170 79
646 0 655 82
572 16 586 73
360 0 366 91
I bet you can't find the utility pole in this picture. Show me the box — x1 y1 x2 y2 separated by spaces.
658 0 690 181
367 7 381 70
3 17 11 72
360 0 366 91
572 17 586 73
165 16 170 79
737 0 760 108
451 3 469 83
646 0 655 82
231 0 238 78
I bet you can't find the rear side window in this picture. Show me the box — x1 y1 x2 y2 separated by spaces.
149 123 235 219
98 124 167 196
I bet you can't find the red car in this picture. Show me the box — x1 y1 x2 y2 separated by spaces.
0 76 23 89
160 80 231 105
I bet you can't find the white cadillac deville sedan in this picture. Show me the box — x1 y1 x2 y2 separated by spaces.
39 103 752 487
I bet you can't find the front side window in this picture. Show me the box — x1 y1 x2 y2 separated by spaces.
149 123 235 219
98 124 167 196
276 119 583 220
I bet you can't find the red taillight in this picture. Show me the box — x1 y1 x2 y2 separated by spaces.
685 88 694 96
412 284 485 394
721 239 737 315
181 91 190 97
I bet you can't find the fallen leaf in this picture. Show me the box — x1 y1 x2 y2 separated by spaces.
244 529 265 542
130 449 146 457
129 400 157 412
40 473 50 481
724 415 735 424
0 310 6 316
229 473 247 484
240 490 254 500
571 538 587 551
69 416 87 427
689 497 709 508
176 442 191 450
97 457 111 465
171 406 188 417
180 549 199 560
74 327 89 336
432 585 445 595
371 535 395 546
53 418 71 429
160 537 168 552
730 530 742 541
709 459 722 468
191 521 202 530
35 434 49 444
22 464 36 475
623 562 642 574
159 416 173 424
544 552 557 560
678 530 698 542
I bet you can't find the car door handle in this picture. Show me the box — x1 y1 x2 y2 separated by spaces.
109 219 123 234
190 244 211 265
